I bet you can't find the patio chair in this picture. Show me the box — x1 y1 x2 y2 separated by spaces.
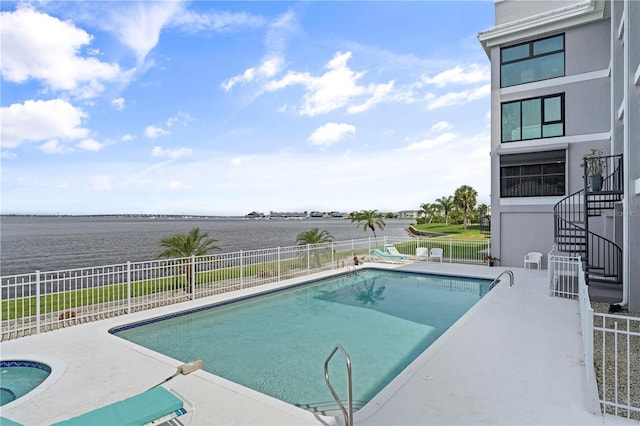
429 248 443 262
51 386 193 426
524 252 542 269
415 247 428 261
384 244 409 258
370 248 410 263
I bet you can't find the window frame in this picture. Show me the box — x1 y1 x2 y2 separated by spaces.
499 150 566 198
501 93 565 143
500 34 565 88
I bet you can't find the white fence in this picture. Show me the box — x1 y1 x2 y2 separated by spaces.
549 253 640 421
1 236 490 341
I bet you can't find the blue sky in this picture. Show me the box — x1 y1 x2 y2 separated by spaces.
1 1 493 216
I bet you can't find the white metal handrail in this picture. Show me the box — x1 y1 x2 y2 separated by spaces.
324 343 353 426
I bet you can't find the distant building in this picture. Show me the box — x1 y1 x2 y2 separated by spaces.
397 210 419 219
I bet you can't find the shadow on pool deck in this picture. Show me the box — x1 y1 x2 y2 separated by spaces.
1 263 638 425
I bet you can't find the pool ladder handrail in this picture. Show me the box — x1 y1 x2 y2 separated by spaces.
324 343 353 426
345 264 357 275
489 269 514 290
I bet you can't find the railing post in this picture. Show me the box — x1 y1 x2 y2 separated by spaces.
191 255 196 300
449 238 453 263
307 244 311 274
331 242 335 269
277 247 281 281
240 250 244 289
36 270 41 335
127 261 131 314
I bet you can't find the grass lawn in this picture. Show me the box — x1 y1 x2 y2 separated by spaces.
412 224 487 240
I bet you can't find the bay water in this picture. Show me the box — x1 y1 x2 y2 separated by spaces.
0 216 412 276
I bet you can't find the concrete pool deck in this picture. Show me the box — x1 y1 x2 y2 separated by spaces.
1 263 638 425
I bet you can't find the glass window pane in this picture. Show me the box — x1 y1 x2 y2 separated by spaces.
533 35 563 55
501 166 520 177
521 99 541 139
501 53 564 87
542 123 564 137
502 103 521 142
502 44 529 63
521 165 542 176
544 96 562 121
543 162 565 174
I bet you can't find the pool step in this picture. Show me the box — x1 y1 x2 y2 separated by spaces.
296 400 366 416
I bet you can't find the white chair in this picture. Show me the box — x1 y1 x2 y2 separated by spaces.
524 252 542 269
429 248 443 262
416 247 428 261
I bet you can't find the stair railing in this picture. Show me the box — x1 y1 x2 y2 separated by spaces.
554 154 623 285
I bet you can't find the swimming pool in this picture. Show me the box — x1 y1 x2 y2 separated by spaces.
0 361 51 406
111 269 492 412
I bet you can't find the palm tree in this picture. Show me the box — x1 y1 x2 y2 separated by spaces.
296 228 334 268
419 202 440 224
351 209 386 240
434 196 455 226
156 227 221 292
454 185 478 231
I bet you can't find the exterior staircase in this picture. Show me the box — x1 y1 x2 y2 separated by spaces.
553 154 624 301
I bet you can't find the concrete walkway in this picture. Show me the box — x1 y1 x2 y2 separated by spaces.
1 263 638 425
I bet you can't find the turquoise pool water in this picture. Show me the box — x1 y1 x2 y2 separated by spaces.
112 269 491 411
0 361 51 406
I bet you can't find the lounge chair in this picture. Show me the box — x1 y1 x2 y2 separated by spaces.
384 244 409 258
415 247 428 261
429 248 443 262
370 248 410 263
524 252 543 269
51 386 193 426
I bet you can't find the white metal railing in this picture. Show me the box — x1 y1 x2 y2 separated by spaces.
552 252 639 421
548 252 581 298
1 236 490 341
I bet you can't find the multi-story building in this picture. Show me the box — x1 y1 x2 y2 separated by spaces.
478 0 639 312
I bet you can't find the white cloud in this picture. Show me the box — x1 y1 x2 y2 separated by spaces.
265 51 394 117
40 139 66 154
403 132 458 151
170 8 265 33
112 97 125 111
222 57 284 91
426 84 490 110
108 1 184 63
308 123 356 148
121 134 134 142
166 112 193 127
145 125 170 139
221 10 295 91
76 138 104 151
1 6 123 99
1 99 89 149
431 121 453 132
151 146 192 159
422 64 490 87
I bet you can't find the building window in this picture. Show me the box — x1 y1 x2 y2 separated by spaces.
502 94 564 142
500 150 565 197
501 34 565 87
